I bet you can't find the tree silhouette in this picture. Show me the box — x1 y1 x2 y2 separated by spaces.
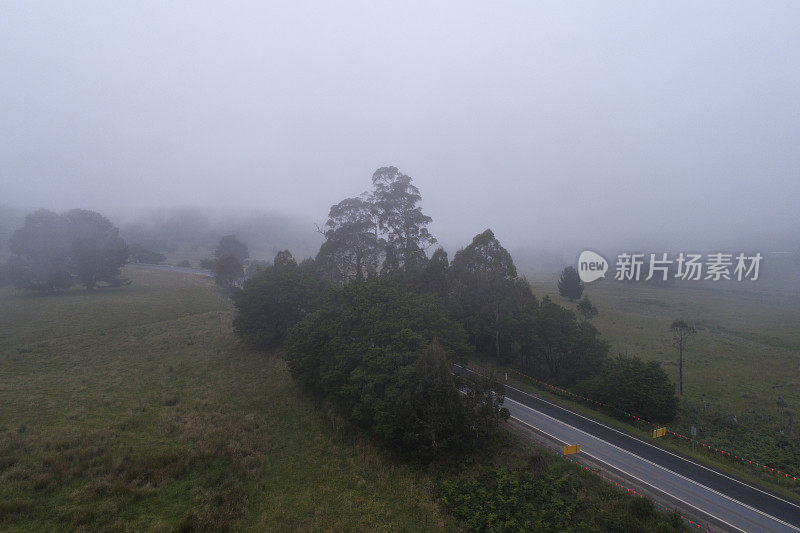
557 266 584 300
670 319 696 395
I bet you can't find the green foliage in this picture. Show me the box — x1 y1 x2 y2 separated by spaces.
576 295 598 321
437 464 685 532
371 166 436 272
448 229 531 363
233 261 329 349
438 468 578 531
527 299 608 385
316 197 382 282
421 247 449 299
316 166 436 282
577 354 679 422
245 259 270 278
273 249 297 269
65 209 130 289
9 208 129 291
557 266 584 300
285 280 506 459
128 243 166 264
214 234 249 263
213 255 244 289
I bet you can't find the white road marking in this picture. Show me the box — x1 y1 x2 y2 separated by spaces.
506 397 800 532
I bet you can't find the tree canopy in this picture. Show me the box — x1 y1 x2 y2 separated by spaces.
214 234 249 263
448 229 528 362
9 208 129 291
214 255 244 289
233 253 328 349
577 354 679 422
557 266 584 300
317 166 437 283
285 280 507 459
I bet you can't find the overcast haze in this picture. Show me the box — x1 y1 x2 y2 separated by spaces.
2 1 799 254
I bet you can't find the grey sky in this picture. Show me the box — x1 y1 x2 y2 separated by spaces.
2 1 799 253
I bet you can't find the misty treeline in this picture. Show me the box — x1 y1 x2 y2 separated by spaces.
233 167 678 461
122 207 320 260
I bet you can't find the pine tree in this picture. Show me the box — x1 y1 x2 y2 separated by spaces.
557 266 584 300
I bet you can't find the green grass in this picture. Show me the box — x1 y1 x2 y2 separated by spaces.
0 268 457 531
519 273 800 497
527 276 800 421
0 266 687 531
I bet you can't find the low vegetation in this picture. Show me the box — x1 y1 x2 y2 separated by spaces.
526 274 800 496
0 267 687 530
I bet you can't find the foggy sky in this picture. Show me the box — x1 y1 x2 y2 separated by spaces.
2 2 799 254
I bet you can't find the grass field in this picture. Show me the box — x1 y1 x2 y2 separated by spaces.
0 267 457 531
0 266 687 531
524 273 800 492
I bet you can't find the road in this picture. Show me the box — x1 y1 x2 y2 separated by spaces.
127 263 212 277
458 366 800 533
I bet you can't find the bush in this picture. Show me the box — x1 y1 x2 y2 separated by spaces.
177 260 191 268
438 465 685 532
128 243 166 264
577 355 679 422
285 280 507 459
438 468 577 531
233 262 328 349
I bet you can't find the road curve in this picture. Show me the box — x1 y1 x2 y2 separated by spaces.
457 366 800 533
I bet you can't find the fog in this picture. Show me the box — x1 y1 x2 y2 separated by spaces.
2 2 799 259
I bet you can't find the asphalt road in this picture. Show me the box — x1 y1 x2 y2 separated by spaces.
128 263 213 277
458 366 800 533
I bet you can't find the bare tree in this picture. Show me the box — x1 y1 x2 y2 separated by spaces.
670 319 696 395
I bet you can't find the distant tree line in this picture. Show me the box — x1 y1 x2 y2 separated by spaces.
7 208 129 291
120 207 320 260
233 166 679 462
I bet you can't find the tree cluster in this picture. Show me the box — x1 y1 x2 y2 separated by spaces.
233 251 328 349
285 280 508 460
128 243 166 264
8 209 129 291
211 234 250 289
576 354 679 422
234 165 679 459
316 166 436 283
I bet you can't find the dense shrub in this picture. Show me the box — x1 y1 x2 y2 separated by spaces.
438 466 685 532
285 280 508 459
577 355 679 422
438 468 578 531
524 299 609 385
128 243 166 264
233 262 328 349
